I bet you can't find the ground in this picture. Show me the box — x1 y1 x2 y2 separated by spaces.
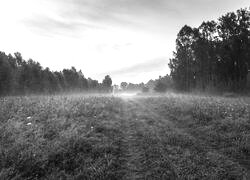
0 93 250 179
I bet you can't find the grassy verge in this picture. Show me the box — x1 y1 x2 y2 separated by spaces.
0 95 126 179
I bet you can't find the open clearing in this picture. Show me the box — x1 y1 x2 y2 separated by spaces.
1 94 250 179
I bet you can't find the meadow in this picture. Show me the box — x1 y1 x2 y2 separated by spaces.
0 93 250 179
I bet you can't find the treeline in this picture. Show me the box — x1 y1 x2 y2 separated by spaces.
118 74 173 93
169 8 250 92
0 51 112 95
119 82 145 91
147 75 173 92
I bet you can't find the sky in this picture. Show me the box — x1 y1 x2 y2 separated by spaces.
0 0 249 84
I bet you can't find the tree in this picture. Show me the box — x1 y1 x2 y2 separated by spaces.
0 52 13 95
78 70 88 90
142 86 149 93
102 75 112 92
120 82 128 90
217 9 250 90
154 81 167 93
169 25 197 91
0 51 103 96
88 78 99 90
169 7 250 92
63 67 80 90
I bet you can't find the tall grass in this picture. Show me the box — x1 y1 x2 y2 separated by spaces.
0 93 250 179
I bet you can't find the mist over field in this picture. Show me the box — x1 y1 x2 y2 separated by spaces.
1 0 250 179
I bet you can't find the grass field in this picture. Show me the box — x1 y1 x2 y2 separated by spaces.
0 93 250 179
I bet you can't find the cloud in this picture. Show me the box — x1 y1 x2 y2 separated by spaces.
63 0 250 30
96 57 169 83
70 0 178 17
22 0 184 37
23 14 103 37
101 57 168 77
20 0 250 38
61 0 181 30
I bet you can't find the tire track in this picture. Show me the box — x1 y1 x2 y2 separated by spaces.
120 98 179 179
120 98 147 180
122 97 247 179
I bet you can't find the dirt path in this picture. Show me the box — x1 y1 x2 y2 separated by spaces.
120 99 145 180
117 99 145 179
120 98 180 179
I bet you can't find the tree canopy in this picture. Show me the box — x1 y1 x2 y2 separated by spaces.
0 51 112 95
169 8 250 92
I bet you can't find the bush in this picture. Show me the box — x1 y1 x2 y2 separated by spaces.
154 81 167 93
142 86 149 93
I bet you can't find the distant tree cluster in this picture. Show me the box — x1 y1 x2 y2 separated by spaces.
145 75 173 93
153 75 173 92
0 51 112 95
169 8 250 92
118 75 173 93
102 75 112 93
119 82 145 91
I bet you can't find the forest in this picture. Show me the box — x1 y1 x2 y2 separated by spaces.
0 51 172 95
0 52 112 95
169 8 250 92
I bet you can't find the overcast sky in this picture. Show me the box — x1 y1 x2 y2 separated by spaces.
0 0 249 84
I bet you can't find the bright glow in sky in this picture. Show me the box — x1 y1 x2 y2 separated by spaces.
0 0 249 84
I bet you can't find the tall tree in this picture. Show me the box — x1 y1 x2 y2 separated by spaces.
169 7 250 92
102 75 112 92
